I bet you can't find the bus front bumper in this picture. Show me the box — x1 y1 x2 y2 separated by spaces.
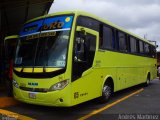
13 86 71 107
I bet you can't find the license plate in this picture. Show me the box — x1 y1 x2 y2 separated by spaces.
29 92 36 99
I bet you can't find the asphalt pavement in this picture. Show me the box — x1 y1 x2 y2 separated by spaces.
0 79 160 120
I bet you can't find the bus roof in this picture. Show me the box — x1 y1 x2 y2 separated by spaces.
4 35 19 41
25 11 154 46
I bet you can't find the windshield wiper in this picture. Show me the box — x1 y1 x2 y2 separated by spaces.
20 62 24 72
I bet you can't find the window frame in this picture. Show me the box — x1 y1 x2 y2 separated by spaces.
76 15 156 58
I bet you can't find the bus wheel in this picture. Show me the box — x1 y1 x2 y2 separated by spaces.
99 82 112 103
144 74 150 87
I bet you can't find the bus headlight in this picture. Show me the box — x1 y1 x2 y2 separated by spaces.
12 79 19 88
49 80 69 91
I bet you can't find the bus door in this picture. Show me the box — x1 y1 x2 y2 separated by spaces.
71 26 99 103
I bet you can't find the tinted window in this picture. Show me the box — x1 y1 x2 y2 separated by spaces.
144 43 149 55
149 45 156 58
136 40 140 53
118 31 127 52
77 16 99 31
100 26 113 49
139 41 144 54
130 37 137 53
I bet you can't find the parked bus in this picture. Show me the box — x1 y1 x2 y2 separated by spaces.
13 11 157 107
4 35 19 96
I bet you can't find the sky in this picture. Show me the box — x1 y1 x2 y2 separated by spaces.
49 0 160 50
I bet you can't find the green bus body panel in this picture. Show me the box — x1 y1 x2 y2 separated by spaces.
71 50 156 106
13 11 157 107
95 51 156 91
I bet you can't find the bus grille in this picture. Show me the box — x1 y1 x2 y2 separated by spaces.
19 86 48 93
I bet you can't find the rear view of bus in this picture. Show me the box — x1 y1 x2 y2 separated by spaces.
13 13 75 106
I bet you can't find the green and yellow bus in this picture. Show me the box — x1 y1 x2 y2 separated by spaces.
13 11 157 107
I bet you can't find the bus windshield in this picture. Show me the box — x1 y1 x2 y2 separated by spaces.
14 15 73 68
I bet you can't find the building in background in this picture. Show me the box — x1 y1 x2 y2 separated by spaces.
0 0 54 84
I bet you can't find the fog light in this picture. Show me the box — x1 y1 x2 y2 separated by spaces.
59 98 63 102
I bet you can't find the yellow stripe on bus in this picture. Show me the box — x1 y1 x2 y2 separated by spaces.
14 68 22 72
14 67 62 73
78 88 144 120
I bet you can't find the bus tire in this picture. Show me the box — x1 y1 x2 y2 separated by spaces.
99 82 112 103
144 74 150 87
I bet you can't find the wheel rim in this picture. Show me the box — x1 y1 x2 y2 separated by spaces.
102 85 111 99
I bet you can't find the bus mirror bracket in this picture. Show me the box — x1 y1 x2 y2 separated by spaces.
80 28 86 35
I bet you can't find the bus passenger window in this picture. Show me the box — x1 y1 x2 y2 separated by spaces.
118 31 127 52
100 26 113 50
144 43 149 56
139 41 144 54
130 37 137 53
